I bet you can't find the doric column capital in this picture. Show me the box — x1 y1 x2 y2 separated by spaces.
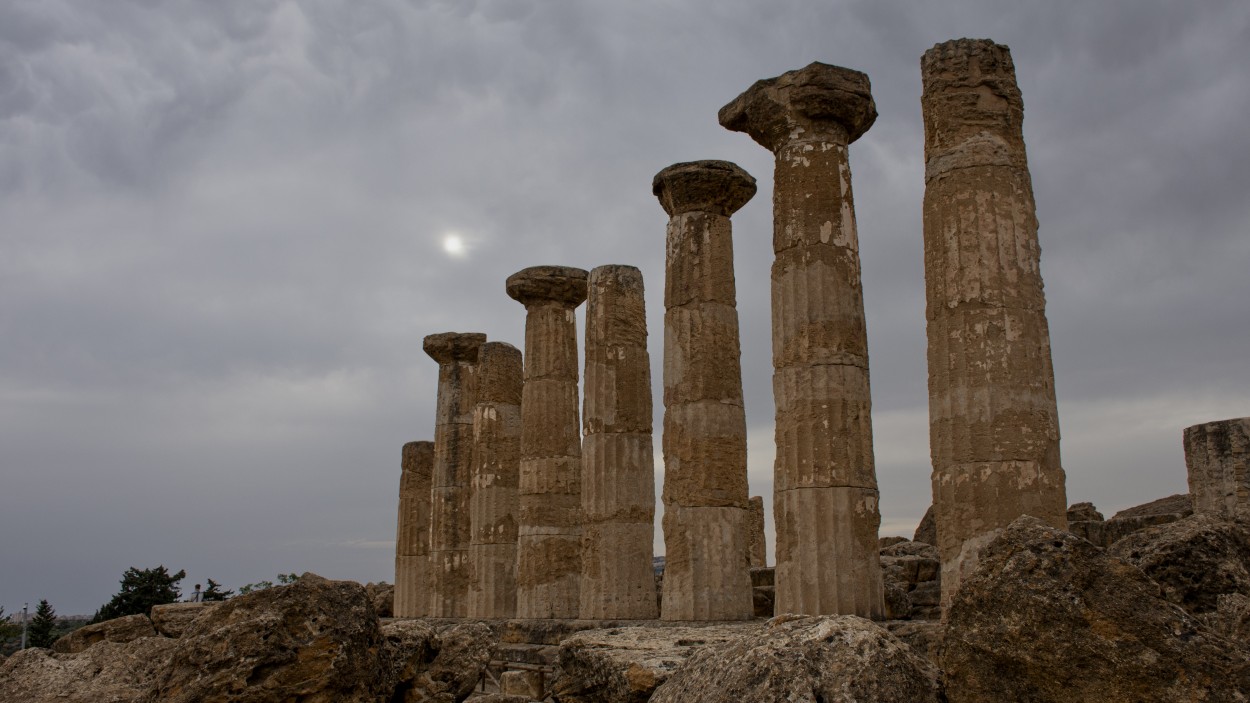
652 160 756 217
506 265 589 308
718 61 876 150
422 332 487 364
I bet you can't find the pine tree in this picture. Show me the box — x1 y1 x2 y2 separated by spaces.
201 579 234 601
27 600 57 648
92 565 186 623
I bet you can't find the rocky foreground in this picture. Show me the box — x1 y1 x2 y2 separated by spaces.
4 513 1250 702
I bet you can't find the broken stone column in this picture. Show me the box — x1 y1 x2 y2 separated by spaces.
747 496 767 568
920 39 1068 607
580 264 659 620
720 63 885 617
394 440 434 617
468 341 523 618
652 160 756 621
507 266 589 619
1185 417 1250 519
423 331 487 618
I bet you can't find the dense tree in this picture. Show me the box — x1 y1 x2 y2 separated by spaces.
27 600 57 649
92 565 186 623
201 579 234 601
0 606 17 641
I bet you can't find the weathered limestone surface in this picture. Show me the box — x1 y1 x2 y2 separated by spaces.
1109 513 1250 615
149 602 219 639
580 265 659 620
1186 417 1250 518
394 440 434 618
720 64 884 617
649 615 944 703
939 517 1250 703
424 332 487 618
747 495 767 568
652 160 756 621
555 623 760 703
469 342 523 618
51 614 156 654
920 39 1068 607
508 265 589 619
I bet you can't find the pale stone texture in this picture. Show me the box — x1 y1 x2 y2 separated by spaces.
920 39 1068 607
652 160 756 621
649 615 944 703
747 495 767 568
469 342 523 618
423 332 487 618
508 265 589 618
720 63 884 617
580 265 659 620
394 440 434 617
1185 417 1250 518
51 614 155 654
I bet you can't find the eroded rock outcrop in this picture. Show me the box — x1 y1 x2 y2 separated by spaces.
648 615 943 703
52 613 156 654
1108 512 1250 614
940 516 1250 702
149 602 219 638
554 623 757 703
0 637 177 703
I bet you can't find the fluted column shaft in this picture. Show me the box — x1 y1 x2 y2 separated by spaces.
423 331 486 618
653 160 756 621
921 39 1068 608
747 495 767 568
468 342 523 618
1185 417 1250 519
579 265 659 619
508 266 589 619
720 62 884 617
395 440 434 617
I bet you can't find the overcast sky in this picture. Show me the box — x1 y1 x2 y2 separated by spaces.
2 0 1248 616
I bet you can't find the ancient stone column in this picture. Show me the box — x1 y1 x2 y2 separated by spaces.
507 266 589 619
747 496 767 568
921 39 1068 607
580 265 659 620
652 160 756 621
468 341 523 618
1185 417 1250 519
423 331 487 618
720 63 884 617
395 440 434 617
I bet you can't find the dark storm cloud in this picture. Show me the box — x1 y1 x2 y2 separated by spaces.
2 0 1247 613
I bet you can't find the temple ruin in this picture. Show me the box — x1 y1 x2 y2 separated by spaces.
1185 417 1250 519
920 39 1069 606
423 331 486 617
579 264 659 619
393 440 433 617
652 160 757 621
468 341 524 618
508 266 589 619
720 62 885 618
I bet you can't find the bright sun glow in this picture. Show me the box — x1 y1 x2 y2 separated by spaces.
442 234 465 256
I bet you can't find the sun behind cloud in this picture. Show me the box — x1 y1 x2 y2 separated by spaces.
442 233 466 257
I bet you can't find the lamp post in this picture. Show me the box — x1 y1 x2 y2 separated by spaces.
20 602 28 650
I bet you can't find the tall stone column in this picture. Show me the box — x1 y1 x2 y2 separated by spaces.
580 265 659 620
423 331 487 618
1185 417 1250 519
920 39 1068 607
720 63 885 617
507 266 589 619
652 160 756 621
747 496 767 568
468 341 523 618
395 440 434 617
